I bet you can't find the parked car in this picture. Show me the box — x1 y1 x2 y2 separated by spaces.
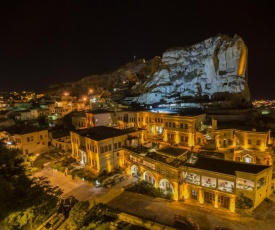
57 195 79 217
173 214 200 230
42 213 65 230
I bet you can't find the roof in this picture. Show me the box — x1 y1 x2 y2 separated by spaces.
72 126 139 141
157 146 188 157
188 157 270 175
2 125 47 135
86 109 113 114
216 122 270 132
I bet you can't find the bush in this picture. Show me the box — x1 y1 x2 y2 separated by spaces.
71 168 95 182
125 180 172 200
236 193 254 209
50 162 66 172
61 157 76 167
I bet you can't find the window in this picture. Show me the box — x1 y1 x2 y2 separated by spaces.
27 137 30 142
173 123 176 128
117 152 119 156
185 136 188 142
256 140 261 146
171 134 174 140
114 143 118 149
104 146 107 152
40 135 43 139
108 144 112 151
248 139 252 145
118 142 121 148
180 123 183 129
100 147 104 153
185 124 188 129
191 190 198 200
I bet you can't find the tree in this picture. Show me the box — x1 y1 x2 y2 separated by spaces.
69 200 90 229
0 141 62 229
236 193 254 209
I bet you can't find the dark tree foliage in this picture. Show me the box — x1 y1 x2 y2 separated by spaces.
69 200 90 229
236 193 254 209
125 180 172 199
0 141 62 229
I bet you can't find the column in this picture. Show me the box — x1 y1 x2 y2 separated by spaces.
214 192 219 208
229 196 235 212
199 189 204 204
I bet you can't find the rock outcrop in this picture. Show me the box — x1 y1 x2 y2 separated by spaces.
45 34 250 108
132 34 250 105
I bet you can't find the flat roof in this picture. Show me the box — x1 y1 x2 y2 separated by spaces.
157 146 187 157
2 125 47 135
123 145 187 168
188 157 270 175
86 109 113 114
72 126 139 141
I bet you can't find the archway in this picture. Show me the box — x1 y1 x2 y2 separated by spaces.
159 179 174 194
131 165 140 177
79 149 87 165
143 171 156 186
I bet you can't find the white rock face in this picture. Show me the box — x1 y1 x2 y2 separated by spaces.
133 34 250 105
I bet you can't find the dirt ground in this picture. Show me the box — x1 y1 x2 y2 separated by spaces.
252 193 275 223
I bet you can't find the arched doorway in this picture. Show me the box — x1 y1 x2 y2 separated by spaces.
159 179 174 194
131 165 140 177
143 171 156 186
79 149 87 165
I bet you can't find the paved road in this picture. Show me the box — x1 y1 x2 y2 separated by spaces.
35 167 275 230
106 191 275 230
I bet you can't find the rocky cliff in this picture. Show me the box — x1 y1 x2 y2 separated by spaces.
131 34 250 105
45 34 250 107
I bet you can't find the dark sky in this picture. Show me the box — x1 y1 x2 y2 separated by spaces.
0 0 274 99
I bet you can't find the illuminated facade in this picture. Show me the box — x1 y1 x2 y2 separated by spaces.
0 125 49 155
116 110 206 148
124 147 274 212
85 109 116 128
180 157 273 212
69 112 275 212
213 125 274 166
70 126 147 175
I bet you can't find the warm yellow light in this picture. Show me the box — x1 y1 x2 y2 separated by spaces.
238 45 247 77
183 185 189 199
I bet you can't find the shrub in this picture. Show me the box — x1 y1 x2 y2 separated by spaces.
236 193 254 209
125 180 172 200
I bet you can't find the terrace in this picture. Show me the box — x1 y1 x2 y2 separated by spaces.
123 144 188 168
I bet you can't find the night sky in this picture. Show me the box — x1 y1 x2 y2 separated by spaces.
0 0 274 99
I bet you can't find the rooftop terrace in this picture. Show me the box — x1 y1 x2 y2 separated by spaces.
124 145 189 168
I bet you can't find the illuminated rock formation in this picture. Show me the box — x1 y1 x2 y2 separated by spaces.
132 34 250 105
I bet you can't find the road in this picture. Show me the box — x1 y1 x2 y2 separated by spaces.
35 167 275 230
